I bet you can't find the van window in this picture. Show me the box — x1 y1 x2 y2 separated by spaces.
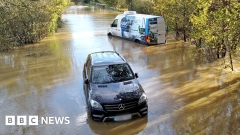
112 19 118 27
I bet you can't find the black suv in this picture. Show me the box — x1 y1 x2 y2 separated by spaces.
83 51 148 122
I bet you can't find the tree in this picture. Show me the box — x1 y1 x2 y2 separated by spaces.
0 0 70 51
152 0 197 42
190 0 240 71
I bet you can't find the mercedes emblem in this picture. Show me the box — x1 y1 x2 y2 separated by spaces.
118 104 125 110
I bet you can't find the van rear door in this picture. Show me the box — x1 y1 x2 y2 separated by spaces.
157 17 166 44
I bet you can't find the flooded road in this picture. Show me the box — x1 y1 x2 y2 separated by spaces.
0 5 239 135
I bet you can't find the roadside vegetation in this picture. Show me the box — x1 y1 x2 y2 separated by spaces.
1 0 239 70
0 0 70 52
89 0 240 71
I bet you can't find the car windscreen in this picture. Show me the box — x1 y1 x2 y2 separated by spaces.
91 64 134 84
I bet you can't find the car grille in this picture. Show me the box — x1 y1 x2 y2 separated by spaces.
104 101 137 112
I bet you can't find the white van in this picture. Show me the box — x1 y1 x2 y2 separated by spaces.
107 11 166 45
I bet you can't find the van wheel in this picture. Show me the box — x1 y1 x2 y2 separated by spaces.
134 39 140 44
107 33 112 36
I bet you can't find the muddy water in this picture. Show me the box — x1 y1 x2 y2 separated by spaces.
0 5 239 135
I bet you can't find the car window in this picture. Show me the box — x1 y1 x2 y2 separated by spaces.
91 63 134 84
112 19 118 27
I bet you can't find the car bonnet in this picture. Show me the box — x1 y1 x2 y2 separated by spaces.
90 79 142 104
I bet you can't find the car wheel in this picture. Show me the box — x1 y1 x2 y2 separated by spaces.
134 39 140 44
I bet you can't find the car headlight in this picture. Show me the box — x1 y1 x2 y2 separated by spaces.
138 93 147 105
90 100 103 110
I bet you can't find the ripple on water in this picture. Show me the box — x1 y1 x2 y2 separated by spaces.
76 112 87 127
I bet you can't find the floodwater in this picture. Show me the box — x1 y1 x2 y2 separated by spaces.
0 5 239 135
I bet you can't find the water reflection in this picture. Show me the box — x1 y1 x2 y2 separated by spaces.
107 35 240 134
0 5 239 135
87 117 148 135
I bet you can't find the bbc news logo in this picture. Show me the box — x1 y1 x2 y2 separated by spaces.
5 116 70 125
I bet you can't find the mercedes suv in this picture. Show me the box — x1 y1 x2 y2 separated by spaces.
82 51 148 122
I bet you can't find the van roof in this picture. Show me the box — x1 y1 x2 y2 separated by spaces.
90 51 126 66
117 13 162 19
124 11 137 15
128 14 162 18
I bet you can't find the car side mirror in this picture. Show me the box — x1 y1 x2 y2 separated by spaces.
84 79 89 84
135 73 139 78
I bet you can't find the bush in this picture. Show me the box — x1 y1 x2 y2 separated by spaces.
132 0 154 14
0 0 69 51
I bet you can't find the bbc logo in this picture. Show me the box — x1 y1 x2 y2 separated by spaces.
6 116 70 125
6 116 38 125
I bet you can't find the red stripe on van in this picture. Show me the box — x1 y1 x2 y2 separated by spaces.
145 36 148 41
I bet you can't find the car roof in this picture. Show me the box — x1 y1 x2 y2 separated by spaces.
90 51 126 66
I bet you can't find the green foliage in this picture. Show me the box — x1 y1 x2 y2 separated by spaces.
191 1 240 51
100 0 240 70
100 0 126 9
101 0 118 7
152 0 198 41
190 0 240 70
132 0 154 14
0 0 70 51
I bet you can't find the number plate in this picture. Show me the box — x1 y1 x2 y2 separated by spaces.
114 114 131 121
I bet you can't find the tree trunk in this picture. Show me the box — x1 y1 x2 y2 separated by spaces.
183 28 186 42
229 51 233 71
